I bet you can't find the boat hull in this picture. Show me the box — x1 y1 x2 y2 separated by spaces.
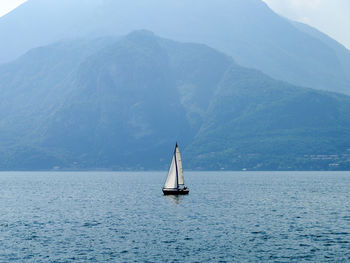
162 188 189 195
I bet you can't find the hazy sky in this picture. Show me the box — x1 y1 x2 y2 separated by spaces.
0 0 349 49
0 0 26 17
262 0 350 49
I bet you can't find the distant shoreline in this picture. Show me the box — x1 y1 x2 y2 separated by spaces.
0 170 350 173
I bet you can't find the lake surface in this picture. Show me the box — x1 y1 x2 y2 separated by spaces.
1 171 350 262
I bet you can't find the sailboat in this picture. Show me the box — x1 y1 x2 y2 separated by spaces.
162 143 189 195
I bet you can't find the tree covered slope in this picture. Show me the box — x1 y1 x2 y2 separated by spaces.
0 31 350 170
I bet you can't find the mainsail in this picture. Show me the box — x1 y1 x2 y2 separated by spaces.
175 146 184 185
163 144 183 189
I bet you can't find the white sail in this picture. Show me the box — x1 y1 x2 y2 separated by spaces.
175 146 184 185
163 156 178 189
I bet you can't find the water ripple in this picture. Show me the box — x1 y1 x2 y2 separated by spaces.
1 171 350 262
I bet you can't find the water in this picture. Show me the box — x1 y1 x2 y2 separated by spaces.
1 171 350 262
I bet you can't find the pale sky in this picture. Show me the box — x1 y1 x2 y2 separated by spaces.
0 0 26 17
0 0 349 49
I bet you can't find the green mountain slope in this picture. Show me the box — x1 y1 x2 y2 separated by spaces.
0 31 231 170
0 31 350 170
185 66 350 170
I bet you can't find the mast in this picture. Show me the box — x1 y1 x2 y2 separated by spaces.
174 143 179 189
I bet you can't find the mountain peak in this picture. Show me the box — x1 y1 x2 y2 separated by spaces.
125 30 157 42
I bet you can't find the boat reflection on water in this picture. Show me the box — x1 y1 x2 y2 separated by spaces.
165 194 185 205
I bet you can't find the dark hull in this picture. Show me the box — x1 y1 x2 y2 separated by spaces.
162 188 189 195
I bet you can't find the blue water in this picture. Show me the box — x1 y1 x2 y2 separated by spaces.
1 171 350 262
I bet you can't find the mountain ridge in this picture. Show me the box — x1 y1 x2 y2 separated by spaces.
0 0 349 95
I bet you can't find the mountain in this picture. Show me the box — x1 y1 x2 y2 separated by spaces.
292 21 350 87
0 0 350 95
0 31 350 170
0 31 232 170
186 66 350 170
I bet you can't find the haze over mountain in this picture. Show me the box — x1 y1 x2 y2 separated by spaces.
0 0 350 94
1 31 350 170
